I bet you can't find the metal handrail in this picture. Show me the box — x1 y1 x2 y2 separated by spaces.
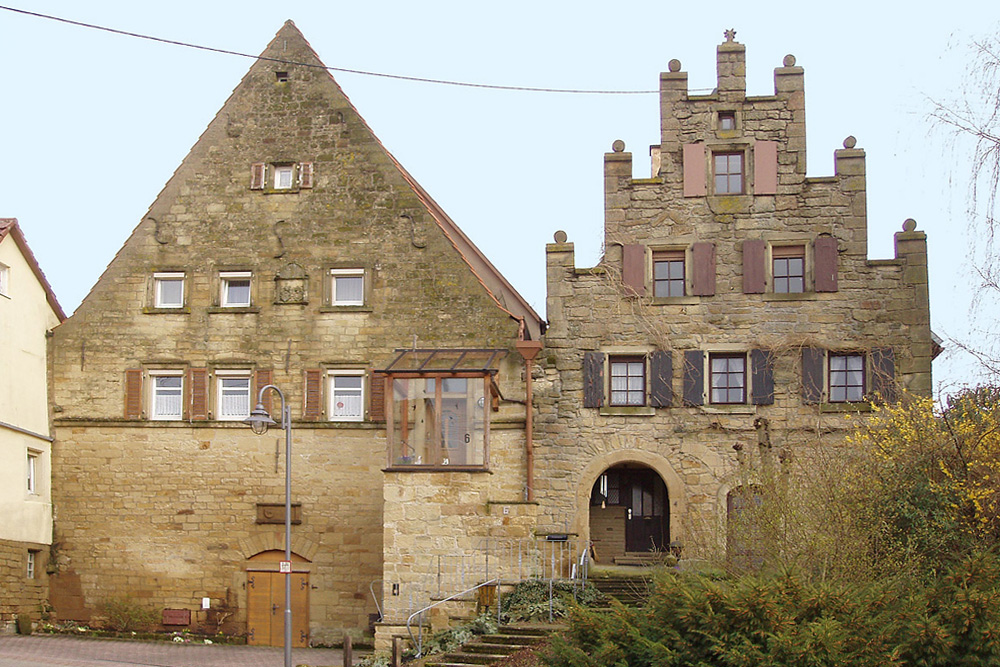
406 578 499 658
369 580 383 623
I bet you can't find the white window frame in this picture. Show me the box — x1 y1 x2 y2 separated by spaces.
274 165 294 189
27 450 39 494
330 268 365 306
153 272 185 308
328 370 365 422
27 550 37 579
0 262 9 297
150 370 184 420
216 370 252 421
220 271 252 307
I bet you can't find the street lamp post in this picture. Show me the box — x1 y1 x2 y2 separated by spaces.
244 385 293 667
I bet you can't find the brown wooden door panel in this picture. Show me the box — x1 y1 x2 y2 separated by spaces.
247 571 309 648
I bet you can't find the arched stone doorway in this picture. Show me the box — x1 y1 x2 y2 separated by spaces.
589 464 670 562
246 550 311 647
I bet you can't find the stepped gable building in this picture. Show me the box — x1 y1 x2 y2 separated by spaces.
49 21 543 646
0 218 65 627
537 33 936 563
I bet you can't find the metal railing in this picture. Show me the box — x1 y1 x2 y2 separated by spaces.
369 580 383 623
406 578 500 658
434 536 582 597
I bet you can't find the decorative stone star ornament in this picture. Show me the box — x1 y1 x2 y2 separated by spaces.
724 28 737 42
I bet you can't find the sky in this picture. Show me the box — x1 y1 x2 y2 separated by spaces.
0 0 996 397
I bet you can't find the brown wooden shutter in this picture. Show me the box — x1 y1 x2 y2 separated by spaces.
250 163 266 190
369 371 387 422
801 348 824 404
583 352 605 408
254 369 273 415
753 141 778 195
870 348 897 403
742 239 766 294
124 369 143 419
682 350 704 406
814 236 839 292
298 162 314 189
622 244 646 296
683 144 707 197
750 349 774 405
690 243 716 296
188 368 209 420
303 369 323 420
649 350 673 408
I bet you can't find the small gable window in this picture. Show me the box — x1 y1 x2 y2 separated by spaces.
220 271 252 308
250 162 314 192
274 165 294 189
330 269 365 306
154 272 185 308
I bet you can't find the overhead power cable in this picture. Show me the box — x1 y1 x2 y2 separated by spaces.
0 5 660 95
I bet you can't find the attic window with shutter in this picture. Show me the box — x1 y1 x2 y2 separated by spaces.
250 162 314 192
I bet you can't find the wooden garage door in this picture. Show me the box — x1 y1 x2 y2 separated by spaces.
247 571 309 647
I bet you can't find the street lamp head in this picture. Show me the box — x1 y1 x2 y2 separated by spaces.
244 403 277 435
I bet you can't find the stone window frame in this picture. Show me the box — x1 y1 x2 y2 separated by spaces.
328 369 366 422
149 369 185 421
609 355 647 407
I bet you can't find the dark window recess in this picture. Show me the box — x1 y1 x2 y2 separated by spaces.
653 251 685 298
691 243 716 296
814 236 839 292
801 348 825 404
622 244 646 296
275 71 289 83
583 352 605 408
683 350 705 406
750 349 774 405
742 240 766 294
649 350 673 408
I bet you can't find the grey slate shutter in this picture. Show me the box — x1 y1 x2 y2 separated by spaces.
743 240 766 294
750 349 774 405
801 348 825 404
683 350 704 406
649 350 673 408
583 352 605 408
622 244 646 296
814 236 839 292
691 243 716 296
870 348 897 403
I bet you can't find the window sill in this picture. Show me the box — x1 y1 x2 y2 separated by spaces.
319 305 374 313
761 292 817 302
707 195 752 214
261 187 301 195
384 464 491 473
699 404 756 415
599 406 656 416
820 402 873 413
143 307 191 314
207 306 261 314
650 296 700 306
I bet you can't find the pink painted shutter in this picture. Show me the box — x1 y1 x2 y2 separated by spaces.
683 144 707 197
742 239 766 293
250 163 266 190
124 369 143 419
298 162 314 189
188 368 209 421
814 236 839 292
690 243 716 296
622 244 646 296
754 141 778 195
303 369 323 420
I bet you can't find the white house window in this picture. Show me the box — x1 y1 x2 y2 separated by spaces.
27 450 39 494
27 550 37 579
154 272 185 308
329 371 365 421
0 262 9 297
274 165 294 189
150 371 183 420
330 269 365 306
220 271 252 307
216 371 251 420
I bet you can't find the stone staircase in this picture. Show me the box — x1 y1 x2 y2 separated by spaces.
424 624 558 667
590 575 652 607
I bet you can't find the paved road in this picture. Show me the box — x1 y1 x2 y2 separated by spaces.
0 634 354 667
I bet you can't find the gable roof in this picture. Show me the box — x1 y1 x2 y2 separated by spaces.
0 218 67 321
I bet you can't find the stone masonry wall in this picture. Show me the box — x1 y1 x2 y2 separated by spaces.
0 538 48 627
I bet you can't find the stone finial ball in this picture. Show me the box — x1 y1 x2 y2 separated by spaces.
668 59 681 72
612 139 626 153
843 136 857 149
783 54 796 67
553 230 568 243
902 218 917 232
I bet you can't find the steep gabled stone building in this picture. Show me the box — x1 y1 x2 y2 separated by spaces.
49 22 543 646
536 34 935 563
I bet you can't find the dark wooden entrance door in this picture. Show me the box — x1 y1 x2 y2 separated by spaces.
623 468 668 552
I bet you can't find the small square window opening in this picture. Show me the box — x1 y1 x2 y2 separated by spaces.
330 269 365 306
217 373 251 420
714 153 743 195
772 246 805 293
610 357 645 406
653 251 685 298
711 354 746 404
220 272 252 307
154 272 185 308
275 71 289 83
719 112 736 131
829 354 865 402
151 372 183 420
